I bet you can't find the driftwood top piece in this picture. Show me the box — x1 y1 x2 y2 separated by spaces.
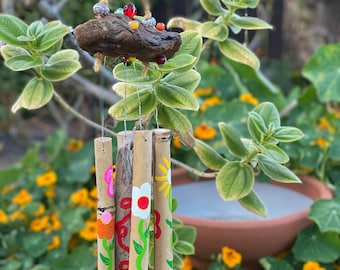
74 14 182 63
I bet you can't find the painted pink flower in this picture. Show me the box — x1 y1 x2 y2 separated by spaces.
104 165 114 198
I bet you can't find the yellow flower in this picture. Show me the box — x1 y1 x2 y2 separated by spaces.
34 204 46 216
221 246 242 268
302 261 325 270
45 185 56 199
239 93 259 106
29 216 50 232
194 122 217 140
51 212 62 231
36 171 57 187
90 165 96 174
47 235 61 250
193 86 214 97
181 256 192 270
315 138 330 149
68 138 84 152
173 135 181 149
333 262 340 270
70 188 89 206
318 117 335 133
79 221 97 241
200 96 221 111
89 186 97 199
12 189 32 206
0 209 8 223
2 184 16 195
9 211 27 222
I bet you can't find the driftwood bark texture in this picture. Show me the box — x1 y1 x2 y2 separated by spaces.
74 14 182 63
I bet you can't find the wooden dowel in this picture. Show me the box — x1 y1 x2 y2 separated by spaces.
153 129 173 269
94 137 115 270
115 131 134 270
129 130 153 270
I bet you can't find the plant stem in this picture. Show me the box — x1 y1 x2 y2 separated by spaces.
52 90 117 137
171 158 218 178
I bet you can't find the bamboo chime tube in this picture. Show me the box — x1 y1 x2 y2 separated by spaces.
153 129 173 269
94 137 115 270
129 130 153 270
115 131 134 269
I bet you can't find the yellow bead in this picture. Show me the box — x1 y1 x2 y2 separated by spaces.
128 20 139 30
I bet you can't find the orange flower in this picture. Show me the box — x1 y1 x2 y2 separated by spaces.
302 261 325 270
194 122 217 140
173 136 181 149
90 165 96 174
29 216 50 232
70 188 89 206
47 235 61 250
12 189 32 206
0 209 8 223
200 96 221 111
89 186 97 199
2 184 16 195
36 171 57 187
193 86 214 97
315 138 330 149
239 93 259 106
181 256 192 270
34 204 46 216
51 212 62 231
9 211 27 222
68 138 84 152
45 185 56 199
97 212 114 240
318 117 335 133
79 221 97 241
221 246 242 268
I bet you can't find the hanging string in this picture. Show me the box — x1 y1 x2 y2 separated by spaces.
142 0 152 19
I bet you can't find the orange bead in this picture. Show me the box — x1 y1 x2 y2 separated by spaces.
128 20 139 30
156 22 166 31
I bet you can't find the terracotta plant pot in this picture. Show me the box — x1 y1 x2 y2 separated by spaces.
172 168 333 270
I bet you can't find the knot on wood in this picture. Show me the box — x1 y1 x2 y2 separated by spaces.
74 14 182 63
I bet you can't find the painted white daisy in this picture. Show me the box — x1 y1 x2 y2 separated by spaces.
131 182 151 219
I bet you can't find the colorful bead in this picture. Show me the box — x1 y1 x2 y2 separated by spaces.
156 22 166 31
114 7 124 14
128 20 139 30
123 3 137 18
93 3 110 16
141 17 156 27
156 55 167 65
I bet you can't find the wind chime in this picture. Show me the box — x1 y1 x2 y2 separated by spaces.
74 0 181 269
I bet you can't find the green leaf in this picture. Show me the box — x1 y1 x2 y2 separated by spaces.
113 62 162 84
133 240 143 255
155 82 199 111
292 225 340 263
59 207 88 233
4 54 44 71
157 54 197 72
193 139 227 170
273 127 304 142
112 82 151 97
161 70 201 92
174 226 196 244
200 0 226 16
0 45 30 60
216 161 254 200
167 17 202 31
0 259 22 270
36 20 69 51
27 21 45 37
308 198 340 233
173 240 195 255
45 128 67 162
261 144 289 164
221 0 247 9
157 106 193 134
239 190 267 217
302 43 340 102
176 31 202 59
197 22 228 41
0 165 22 190
230 15 273 30
100 253 110 266
23 233 50 258
248 111 267 138
0 14 28 46
218 122 249 158
253 102 280 128
259 257 294 270
219 38 260 69
11 77 53 113
108 90 156 120
41 49 81 81
173 252 184 268
257 154 301 183
242 0 260 8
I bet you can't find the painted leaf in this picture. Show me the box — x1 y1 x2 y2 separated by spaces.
197 22 228 41
302 43 340 102
167 17 201 31
193 139 227 170
108 90 156 120
11 78 53 113
219 38 260 69
200 0 226 16
239 190 267 217
157 106 193 133
155 82 199 111
257 154 300 183
113 62 161 84
260 257 294 270
36 20 69 51
0 14 28 46
216 161 254 200
4 54 44 71
161 70 201 92
133 240 143 255
157 54 197 73
100 253 111 266
230 15 273 30
219 122 249 158
273 126 304 142
308 198 340 233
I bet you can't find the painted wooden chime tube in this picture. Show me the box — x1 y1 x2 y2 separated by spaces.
129 130 153 270
153 129 173 269
115 131 134 270
94 137 115 270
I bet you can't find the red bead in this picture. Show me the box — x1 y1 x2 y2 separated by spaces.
123 3 137 18
156 22 166 31
156 55 167 65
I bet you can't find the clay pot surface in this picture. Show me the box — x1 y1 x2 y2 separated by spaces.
172 168 333 270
